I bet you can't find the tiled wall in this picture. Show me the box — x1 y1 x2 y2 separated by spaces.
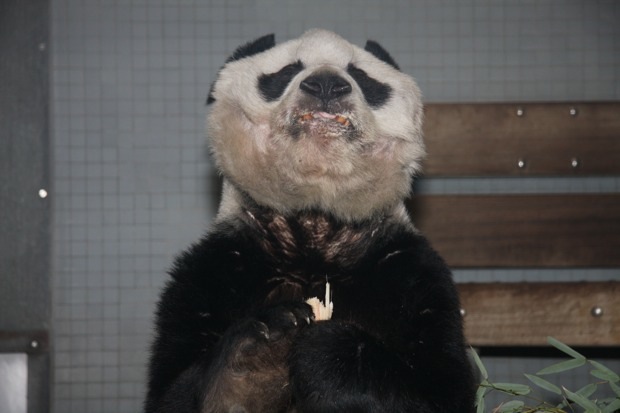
50 1 620 412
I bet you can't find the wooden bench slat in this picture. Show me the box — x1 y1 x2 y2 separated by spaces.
458 282 620 347
409 194 620 267
422 102 620 176
416 102 620 347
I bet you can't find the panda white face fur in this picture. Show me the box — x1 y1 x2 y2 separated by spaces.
208 29 425 221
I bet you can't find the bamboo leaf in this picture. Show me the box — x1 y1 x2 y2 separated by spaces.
497 400 525 412
475 385 487 413
475 384 487 405
589 360 620 382
610 380 620 397
602 398 620 413
492 382 531 396
547 337 586 360
556 393 571 410
562 386 599 411
537 358 586 375
575 383 598 399
524 373 562 395
592 369 620 382
470 348 488 380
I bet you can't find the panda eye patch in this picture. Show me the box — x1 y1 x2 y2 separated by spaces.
258 60 305 102
346 64 392 109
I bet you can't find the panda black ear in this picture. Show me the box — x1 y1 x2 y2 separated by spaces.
364 40 400 70
226 33 276 63
206 83 216 105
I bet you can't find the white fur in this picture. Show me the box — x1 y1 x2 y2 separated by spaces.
208 29 425 222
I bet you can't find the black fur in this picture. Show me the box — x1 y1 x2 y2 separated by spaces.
346 64 393 109
206 83 216 105
145 206 476 412
364 40 401 70
258 60 305 102
227 33 276 63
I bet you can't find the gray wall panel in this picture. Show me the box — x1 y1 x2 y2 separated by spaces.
0 0 50 333
0 1 51 413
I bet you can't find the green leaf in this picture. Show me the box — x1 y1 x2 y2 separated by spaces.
610 380 620 397
537 358 586 375
562 386 600 411
475 385 486 413
492 382 531 396
475 384 487 404
575 383 598 399
547 337 586 360
470 348 488 380
592 369 620 382
524 373 562 395
497 400 525 412
589 360 620 382
602 398 620 413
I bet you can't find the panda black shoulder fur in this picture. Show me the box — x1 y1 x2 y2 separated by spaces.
145 29 476 413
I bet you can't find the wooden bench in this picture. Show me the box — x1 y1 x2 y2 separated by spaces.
409 102 620 347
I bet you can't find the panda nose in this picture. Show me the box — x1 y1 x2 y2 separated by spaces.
300 73 352 103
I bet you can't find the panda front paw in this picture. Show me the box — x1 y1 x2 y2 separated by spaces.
219 301 313 368
200 302 314 413
254 301 314 342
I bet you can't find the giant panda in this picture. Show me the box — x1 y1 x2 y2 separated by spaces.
145 29 476 413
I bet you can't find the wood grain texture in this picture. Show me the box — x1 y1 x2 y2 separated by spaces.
409 194 620 268
458 282 620 346
422 102 620 176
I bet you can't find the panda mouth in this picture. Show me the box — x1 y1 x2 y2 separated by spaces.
298 111 351 128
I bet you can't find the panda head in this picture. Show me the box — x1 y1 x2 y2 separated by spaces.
208 29 425 222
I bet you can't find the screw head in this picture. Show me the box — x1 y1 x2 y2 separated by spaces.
569 107 578 117
30 340 39 349
38 188 48 198
591 306 603 317
571 158 580 168
517 158 526 169
460 308 467 317
516 107 525 117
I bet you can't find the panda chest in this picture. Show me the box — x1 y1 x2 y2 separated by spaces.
249 220 371 304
